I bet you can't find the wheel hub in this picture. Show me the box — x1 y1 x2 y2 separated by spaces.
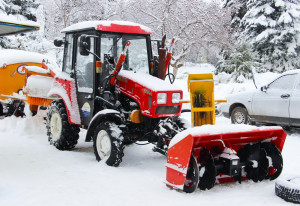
234 111 245 124
96 130 112 160
50 112 62 140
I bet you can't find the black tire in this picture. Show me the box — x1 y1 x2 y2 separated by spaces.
231 106 248 124
183 155 199 193
0 103 3 116
275 176 300 204
93 121 125 167
198 148 216 190
46 100 80 150
238 144 269 182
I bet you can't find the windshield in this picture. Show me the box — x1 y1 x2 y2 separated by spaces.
101 34 149 74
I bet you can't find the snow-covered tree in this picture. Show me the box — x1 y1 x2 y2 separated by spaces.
0 0 42 49
216 43 261 82
125 0 232 76
240 0 300 72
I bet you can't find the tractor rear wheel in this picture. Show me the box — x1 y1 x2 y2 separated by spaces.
46 100 80 150
93 121 125 167
183 155 199 193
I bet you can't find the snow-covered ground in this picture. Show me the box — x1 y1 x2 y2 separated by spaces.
0 64 299 206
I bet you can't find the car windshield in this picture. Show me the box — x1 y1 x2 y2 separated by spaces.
101 34 149 74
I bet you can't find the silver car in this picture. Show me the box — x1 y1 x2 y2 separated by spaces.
222 70 300 127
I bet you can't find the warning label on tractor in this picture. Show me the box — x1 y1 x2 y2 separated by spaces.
81 102 91 118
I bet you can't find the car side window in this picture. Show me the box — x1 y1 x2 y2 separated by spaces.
268 74 297 92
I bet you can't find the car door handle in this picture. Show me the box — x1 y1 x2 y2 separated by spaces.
281 94 290 99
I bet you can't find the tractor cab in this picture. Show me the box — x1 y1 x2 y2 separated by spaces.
56 21 178 127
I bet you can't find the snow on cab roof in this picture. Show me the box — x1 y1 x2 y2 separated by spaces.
0 49 49 67
61 20 152 34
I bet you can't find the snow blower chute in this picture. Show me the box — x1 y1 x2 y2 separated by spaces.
166 74 286 193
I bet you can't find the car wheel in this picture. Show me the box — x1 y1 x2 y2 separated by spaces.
231 107 248 124
275 175 300 204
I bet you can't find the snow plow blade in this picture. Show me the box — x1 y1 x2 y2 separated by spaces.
166 125 286 193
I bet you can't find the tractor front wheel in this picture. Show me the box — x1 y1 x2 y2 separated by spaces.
46 100 80 150
93 121 125 167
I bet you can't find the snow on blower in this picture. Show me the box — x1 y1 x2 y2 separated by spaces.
0 21 286 193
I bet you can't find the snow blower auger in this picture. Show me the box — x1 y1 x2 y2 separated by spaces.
165 74 287 193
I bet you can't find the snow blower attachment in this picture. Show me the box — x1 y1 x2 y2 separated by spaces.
166 74 286 193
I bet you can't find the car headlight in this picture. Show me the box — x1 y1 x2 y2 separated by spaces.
172 93 181 103
157 93 167 104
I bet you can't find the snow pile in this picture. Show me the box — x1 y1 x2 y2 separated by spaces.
25 75 54 98
0 13 39 27
119 70 181 91
169 124 281 148
0 49 47 66
25 66 50 74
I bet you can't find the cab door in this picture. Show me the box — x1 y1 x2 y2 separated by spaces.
74 33 96 126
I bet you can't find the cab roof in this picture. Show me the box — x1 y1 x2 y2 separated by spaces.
61 20 152 35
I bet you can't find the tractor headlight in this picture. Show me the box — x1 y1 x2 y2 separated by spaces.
172 93 181 104
157 93 167 104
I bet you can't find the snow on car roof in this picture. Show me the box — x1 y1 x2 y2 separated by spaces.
0 49 48 67
282 69 300 75
61 20 152 34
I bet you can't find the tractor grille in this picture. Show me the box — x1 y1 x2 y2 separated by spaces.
155 106 180 114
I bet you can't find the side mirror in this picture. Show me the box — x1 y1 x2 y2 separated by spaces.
79 35 91 56
261 86 267 92
54 38 64 47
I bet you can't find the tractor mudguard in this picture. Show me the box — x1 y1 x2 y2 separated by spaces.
47 78 81 125
85 109 122 142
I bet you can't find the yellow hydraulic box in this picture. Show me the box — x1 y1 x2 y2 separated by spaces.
187 73 215 127
0 62 42 101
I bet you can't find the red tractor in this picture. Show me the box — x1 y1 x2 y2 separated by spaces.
21 21 286 193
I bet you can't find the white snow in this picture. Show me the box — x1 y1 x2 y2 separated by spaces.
169 124 281 148
0 49 48 67
0 13 39 27
24 75 54 98
0 63 299 206
61 20 152 33
119 70 181 92
25 66 50 74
